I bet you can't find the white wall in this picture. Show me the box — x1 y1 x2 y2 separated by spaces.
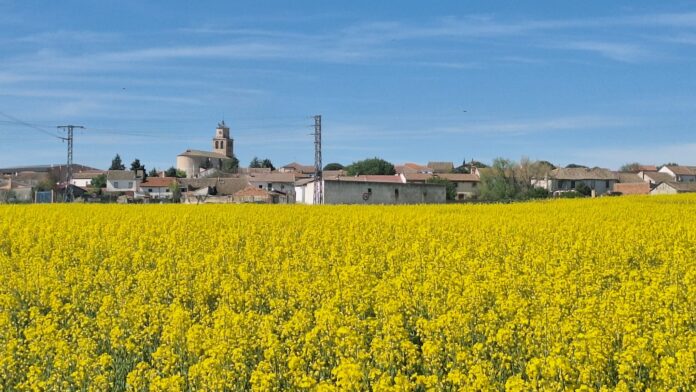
106 179 137 192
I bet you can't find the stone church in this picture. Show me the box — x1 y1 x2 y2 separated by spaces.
176 121 235 178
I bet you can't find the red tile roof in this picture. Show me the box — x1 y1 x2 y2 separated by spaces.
234 186 270 197
613 182 651 195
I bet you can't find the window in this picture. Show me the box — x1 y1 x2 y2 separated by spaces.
570 181 576 188
367 188 372 193
148 188 153 192
472 183 477 188
605 181 610 188
394 188 399 199
128 182 133 188
258 185 263 189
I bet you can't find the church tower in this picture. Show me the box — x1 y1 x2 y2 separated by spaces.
212 121 234 158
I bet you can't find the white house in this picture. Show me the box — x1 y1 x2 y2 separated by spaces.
658 165 696 182
639 171 674 185
402 172 480 200
106 170 138 193
534 167 617 195
248 172 297 202
70 171 104 188
296 175 445 205
139 177 178 199
650 181 696 195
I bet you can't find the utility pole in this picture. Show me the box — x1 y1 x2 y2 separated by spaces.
57 125 84 202
312 115 322 205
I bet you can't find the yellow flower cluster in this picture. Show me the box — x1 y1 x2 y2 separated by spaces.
0 195 694 391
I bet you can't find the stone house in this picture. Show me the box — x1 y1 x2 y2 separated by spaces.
650 181 696 195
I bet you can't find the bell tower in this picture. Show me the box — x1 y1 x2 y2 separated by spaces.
212 121 234 158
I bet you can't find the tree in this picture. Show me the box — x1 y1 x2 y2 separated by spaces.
148 167 159 177
575 182 592 196
130 158 147 181
453 159 470 174
91 174 107 191
165 167 187 178
168 181 181 203
221 156 240 173
249 157 262 168
109 154 125 170
479 158 521 201
565 163 588 169
323 163 344 171
427 177 457 201
250 157 274 170
620 162 641 172
346 158 396 176
661 162 678 168
261 159 275 171
537 160 557 170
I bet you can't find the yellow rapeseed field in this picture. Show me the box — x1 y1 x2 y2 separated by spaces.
0 196 694 391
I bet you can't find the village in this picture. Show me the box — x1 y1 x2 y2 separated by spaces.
1 120 695 204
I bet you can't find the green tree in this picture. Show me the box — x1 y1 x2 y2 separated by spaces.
479 158 521 201
221 156 240 173
249 157 262 168
165 167 187 178
427 177 457 201
91 174 107 191
565 163 588 169
620 162 641 172
346 157 396 176
148 167 159 177
109 154 126 170
168 181 182 203
261 159 275 170
575 182 592 196
130 158 147 181
323 162 345 171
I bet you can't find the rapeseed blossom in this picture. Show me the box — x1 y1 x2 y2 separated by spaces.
0 196 694 390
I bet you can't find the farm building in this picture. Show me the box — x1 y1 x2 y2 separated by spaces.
296 175 445 205
650 181 696 195
534 167 617 196
658 165 696 182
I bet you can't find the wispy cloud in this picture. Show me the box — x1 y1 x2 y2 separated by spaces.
550 41 652 62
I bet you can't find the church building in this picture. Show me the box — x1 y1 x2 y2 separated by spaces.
176 121 236 178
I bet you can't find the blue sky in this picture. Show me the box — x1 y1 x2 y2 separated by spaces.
1 1 696 171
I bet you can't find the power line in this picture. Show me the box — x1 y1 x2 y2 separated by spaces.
312 115 322 205
57 125 85 202
0 110 62 139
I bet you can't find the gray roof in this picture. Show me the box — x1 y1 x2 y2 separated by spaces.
658 181 696 192
614 172 644 183
178 149 231 159
551 167 616 180
248 173 297 183
73 171 105 179
179 176 250 196
643 172 674 183
106 170 136 181
427 161 454 173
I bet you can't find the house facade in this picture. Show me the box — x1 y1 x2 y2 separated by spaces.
106 170 138 193
139 177 178 199
296 175 445 205
658 165 696 182
650 181 696 195
535 168 617 195
248 173 296 203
